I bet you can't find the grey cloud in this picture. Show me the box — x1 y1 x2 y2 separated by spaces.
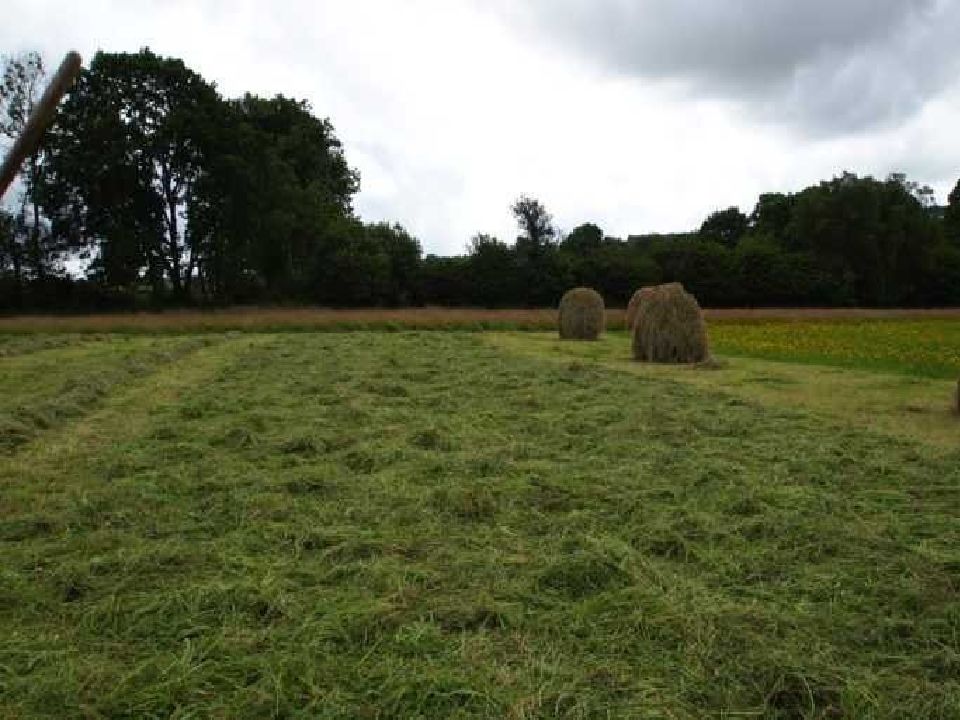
492 0 960 135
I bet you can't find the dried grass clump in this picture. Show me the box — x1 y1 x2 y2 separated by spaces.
558 287 605 340
632 282 710 363
625 286 656 331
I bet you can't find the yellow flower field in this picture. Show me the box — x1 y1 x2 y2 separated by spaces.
710 319 960 378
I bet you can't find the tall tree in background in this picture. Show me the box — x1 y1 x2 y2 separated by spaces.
888 172 936 209
43 49 221 300
511 195 556 257
369 222 422 305
0 208 16 283
465 233 520 306
0 47 954 311
786 172 938 305
308 220 421 306
561 222 603 255
509 195 570 305
236 95 357 296
750 193 795 247
699 206 748 248
191 94 360 300
0 52 57 284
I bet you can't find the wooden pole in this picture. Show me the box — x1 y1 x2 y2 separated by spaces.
0 51 82 201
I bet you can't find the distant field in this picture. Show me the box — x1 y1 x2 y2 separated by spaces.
711 319 960 379
3 306 960 335
5 308 960 380
1 329 958 718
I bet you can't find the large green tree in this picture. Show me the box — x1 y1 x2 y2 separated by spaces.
465 233 521 306
192 94 360 300
750 193 795 247
509 195 570 305
309 220 420 306
561 222 603 255
699 206 748 248
43 49 221 299
787 172 937 305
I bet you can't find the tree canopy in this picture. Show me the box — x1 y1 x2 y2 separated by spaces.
2 49 960 311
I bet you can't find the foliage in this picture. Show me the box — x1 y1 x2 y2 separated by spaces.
192 93 361 300
561 222 603 254
785 172 939 306
419 255 470 306
462 234 521 307
0 52 45 140
0 208 15 282
511 194 556 255
0 52 59 285
41 49 221 298
4 48 960 311
311 220 422 306
39 50 361 305
945 178 960 246
698 206 748 248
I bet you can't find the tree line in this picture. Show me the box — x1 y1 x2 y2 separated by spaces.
3 49 960 311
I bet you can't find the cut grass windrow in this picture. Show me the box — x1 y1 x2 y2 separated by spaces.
0 336 220 454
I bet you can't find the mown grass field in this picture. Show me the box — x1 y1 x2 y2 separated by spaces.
1 320 958 718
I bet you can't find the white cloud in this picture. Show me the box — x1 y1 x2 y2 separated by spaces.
2 0 960 254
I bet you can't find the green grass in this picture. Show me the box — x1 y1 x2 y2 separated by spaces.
0 333 105 358
489 333 960 450
1 332 958 718
0 335 216 453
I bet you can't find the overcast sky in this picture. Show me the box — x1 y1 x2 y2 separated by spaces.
3 0 960 255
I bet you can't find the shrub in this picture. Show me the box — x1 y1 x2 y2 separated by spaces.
558 287 605 340
632 282 710 363
625 286 656 330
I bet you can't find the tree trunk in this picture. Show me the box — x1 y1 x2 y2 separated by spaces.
30 206 44 282
146 241 165 303
160 163 183 298
167 199 182 297
198 260 209 300
29 155 45 281
11 244 23 290
185 251 197 301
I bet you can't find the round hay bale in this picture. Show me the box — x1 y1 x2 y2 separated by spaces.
632 282 709 363
625 286 656 331
558 287 605 340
